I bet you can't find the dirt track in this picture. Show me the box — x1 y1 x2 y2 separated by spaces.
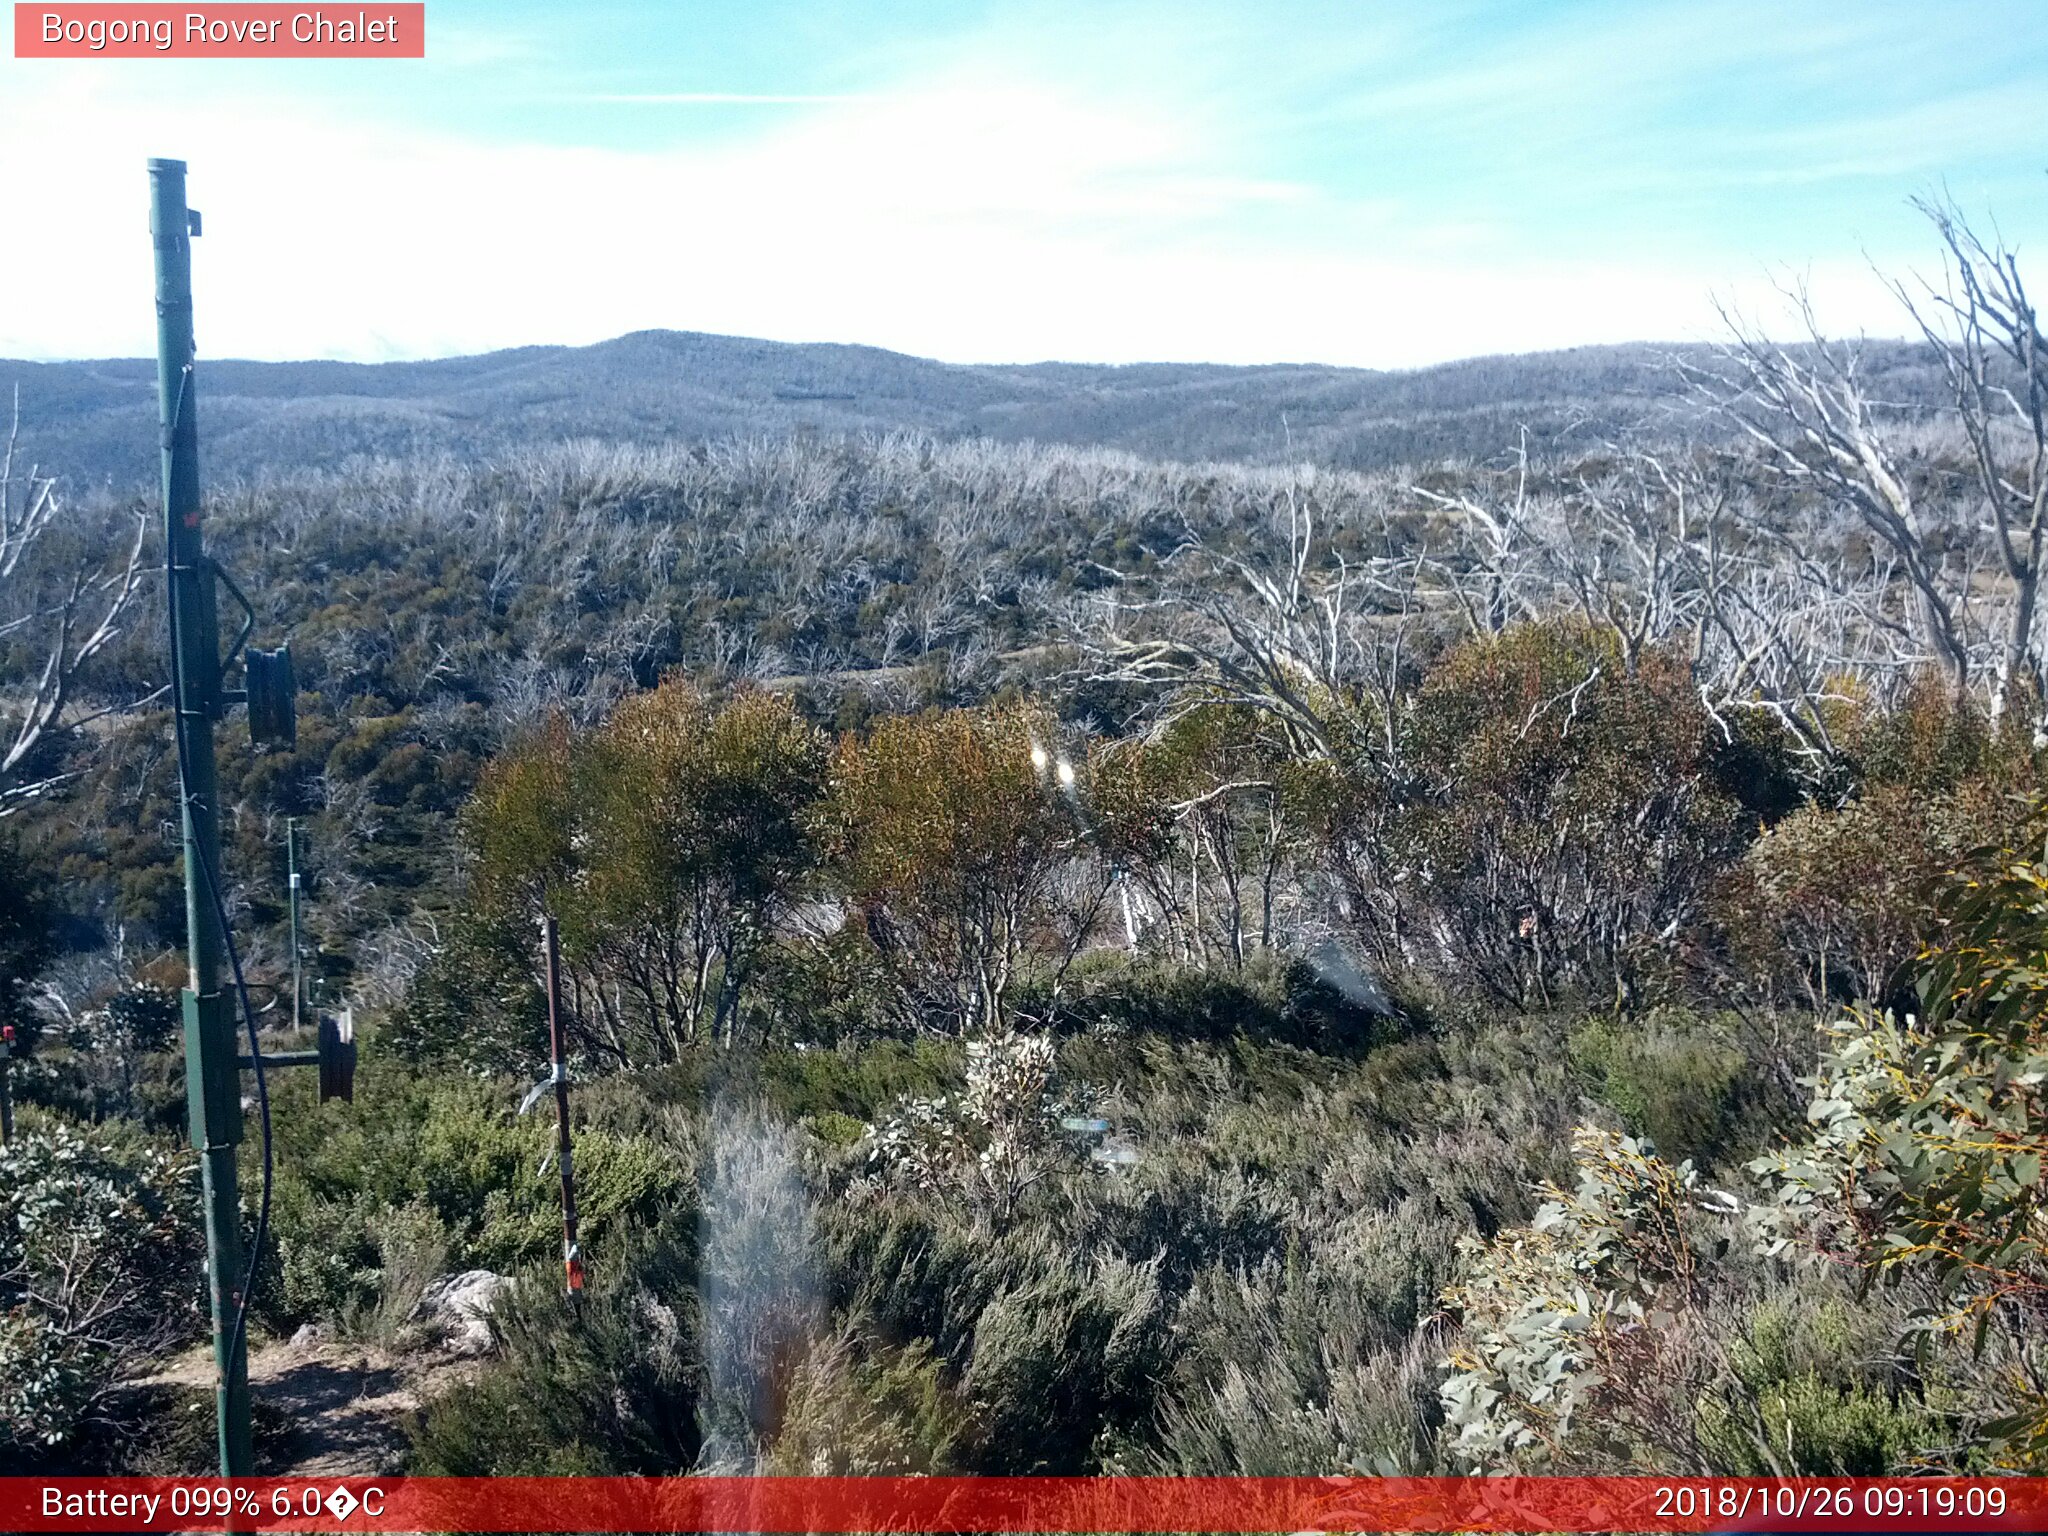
135 1336 471 1475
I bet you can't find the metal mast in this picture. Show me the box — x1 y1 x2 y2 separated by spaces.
152 156 253 1477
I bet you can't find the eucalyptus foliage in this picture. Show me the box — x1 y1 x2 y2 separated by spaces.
0 1117 198 1450
1440 1127 1744 1471
1750 823 2048 1468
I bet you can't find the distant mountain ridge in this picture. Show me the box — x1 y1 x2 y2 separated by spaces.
0 328 1934 487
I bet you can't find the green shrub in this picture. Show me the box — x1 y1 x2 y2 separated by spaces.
957 1254 1169 1472
1699 1298 1951 1476
768 1331 963 1473
1403 618 1745 1010
407 1212 702 1474
804 1110 868 1147
753 1037 960 1123
1031 949 1393 1055
257 1059 687 1327
1567 1010 1755 1169
471 1114 686 1269
263 1184 381 1328
1715 780 2022 1008
0 1113 200 1454
382 913 545 1075
1749 820 2048 1470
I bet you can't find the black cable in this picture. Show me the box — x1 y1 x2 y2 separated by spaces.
162 356 274 1400
197 838 273 1386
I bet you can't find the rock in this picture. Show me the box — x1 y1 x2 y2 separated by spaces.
413 1269 513 1355
288 1321 329 1351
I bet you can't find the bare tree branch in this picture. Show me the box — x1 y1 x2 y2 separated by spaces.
0 388 154 813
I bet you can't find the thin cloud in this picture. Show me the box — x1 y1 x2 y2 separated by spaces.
581 92 880 105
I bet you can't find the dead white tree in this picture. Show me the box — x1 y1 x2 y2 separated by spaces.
1079 463 1424 767
0 389 151 812
1071 461 1433 968
1603 451 1919 775
1411 437 1916 780
1553 450 1694 674
1896 194 2048 706
1691 286 1975 697
1410 427 1549 638
1410 433 1716 680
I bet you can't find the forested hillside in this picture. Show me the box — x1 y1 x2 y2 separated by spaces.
3 208 2045 1481
0 329 1952 487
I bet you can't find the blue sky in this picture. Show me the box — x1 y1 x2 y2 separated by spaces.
2 0 2044 366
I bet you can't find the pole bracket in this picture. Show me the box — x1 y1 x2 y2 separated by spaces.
236 1012 353 1102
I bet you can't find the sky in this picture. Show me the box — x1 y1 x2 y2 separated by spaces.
2 0 2045 368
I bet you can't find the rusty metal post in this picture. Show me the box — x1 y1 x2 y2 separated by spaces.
540 915 584 1300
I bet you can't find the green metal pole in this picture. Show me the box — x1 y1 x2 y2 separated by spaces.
287 817 302 1034
152 156 253 1480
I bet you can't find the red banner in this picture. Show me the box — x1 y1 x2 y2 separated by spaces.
13 5 424 58
2 1475 2043 1533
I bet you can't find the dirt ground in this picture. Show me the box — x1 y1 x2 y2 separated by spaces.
133 1334 473 1475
